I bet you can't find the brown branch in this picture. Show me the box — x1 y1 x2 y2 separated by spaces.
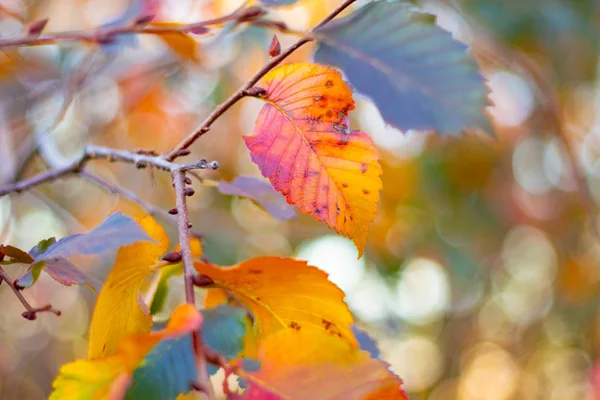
162 0 358 161
0 266 61 320
0 6 265 50
0 145 219 197
172 171 215 399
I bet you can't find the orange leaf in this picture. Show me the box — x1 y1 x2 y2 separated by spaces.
149 23 201 62
195 257 356 347
245 63 382 256
240 329 408 400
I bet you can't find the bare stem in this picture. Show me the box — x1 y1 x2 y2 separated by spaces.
172 171 215 399
0 145 218 197
0 6 264 50
0 266 61 319
163 0 357 161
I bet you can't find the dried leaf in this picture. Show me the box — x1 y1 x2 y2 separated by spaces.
245 63 382 255
149 23 201 62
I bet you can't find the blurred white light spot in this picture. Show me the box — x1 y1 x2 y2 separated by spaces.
356 98 425 158
78 76 121 125
295 235 365 292
488 71 534 127
459 343 520 400
543 139 576 191
393 258 449 324
14 209 67 250
345 269 391 322
502 225 557 283
385 335 444 392
513 137 553 194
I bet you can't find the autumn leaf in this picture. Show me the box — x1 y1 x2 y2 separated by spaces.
196 257 357 348
50 304 201 400
217 176 297 221
314 1 491 135
13 213 153 289
240 329 408 400
246 63 382 255
149 23 202 62
88 215 169 359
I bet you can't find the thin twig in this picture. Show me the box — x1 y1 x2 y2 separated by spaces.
0 145 219 197
162 0 358 161
173 170 215 399
81 170 176 223
0 266 61 319
0 6 264 50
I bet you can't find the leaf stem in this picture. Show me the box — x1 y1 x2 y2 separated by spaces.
162 0 357 161
172 170 215 399
0 266 61 319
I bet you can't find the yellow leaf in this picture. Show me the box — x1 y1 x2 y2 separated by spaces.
196 257 356 348
241 329 408 400
51 304 201 400
149 23 202 62
88 216 169 359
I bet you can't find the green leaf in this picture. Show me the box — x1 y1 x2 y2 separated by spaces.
201 305 248 375
28 237 56 258
314 1 491 135
150 264 183 316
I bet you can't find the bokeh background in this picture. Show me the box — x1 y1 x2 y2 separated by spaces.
1 0 600 399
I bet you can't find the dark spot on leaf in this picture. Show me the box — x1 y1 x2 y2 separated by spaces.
322 184 329 191
322 318 333 330
314 96 323 102
344 216 347 223
342 183 348 188
360 163 368 173
362 189 370 195
289 321 301 331
315 209 321 215
248 269 262 274
349 216 353 221
102 344 106 351
325 80 333 87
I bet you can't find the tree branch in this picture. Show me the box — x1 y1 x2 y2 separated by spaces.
162 0 357 161
172 170 215 399
0 266 61 320
0 145 219 197
0 6 265 50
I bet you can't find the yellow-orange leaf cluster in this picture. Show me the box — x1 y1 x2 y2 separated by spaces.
245 63 382 256
198 257 407 399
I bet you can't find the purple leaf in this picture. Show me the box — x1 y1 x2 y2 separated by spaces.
218 177 297 221
44 258 95 288
36 212 153 261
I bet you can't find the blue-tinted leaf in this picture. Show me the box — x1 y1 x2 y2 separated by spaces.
44 258 95 288
314 1 491 135
36 213 153 261
218 177 297 221
351 325 380 359
29 237 56 258
258 0 300 7
202 305 247 375
126 335 197 400
14 265 43 289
